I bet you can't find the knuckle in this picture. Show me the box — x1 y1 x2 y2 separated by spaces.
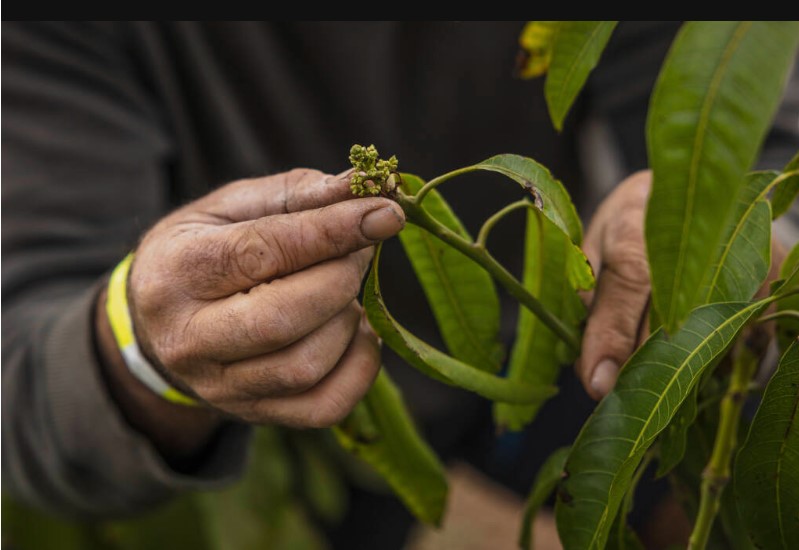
284 361 324 392
587 323 637 355
608 253 650 288
242 314 281 351
242 295 294 349
129 267 171 320
608 211 644 242
281 169 324 213
230 225 282 282
603 239 650 289
153 329 199 370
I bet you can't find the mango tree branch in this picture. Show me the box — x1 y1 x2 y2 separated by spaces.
396 192 581 352
688 339 760 550
476 200 533 248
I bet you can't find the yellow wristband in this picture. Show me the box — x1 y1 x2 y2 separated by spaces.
106 254 198 407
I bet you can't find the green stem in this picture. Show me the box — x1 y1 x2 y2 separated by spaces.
767 168 799 194
475 200 533 248
688 340 759 550
757 310 799 323
396 192 581 352
414 166 479 204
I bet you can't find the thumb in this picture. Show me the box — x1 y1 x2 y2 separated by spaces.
184 197 405 296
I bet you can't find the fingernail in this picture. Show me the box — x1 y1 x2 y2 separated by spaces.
361 204 405 241
590 359 619 397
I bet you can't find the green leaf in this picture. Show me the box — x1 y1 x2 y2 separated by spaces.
646 21 799 333
472 154 584 245
398 174 504 372
656 384 699 478
545 21 618 130
555 299 772 550
779 244 799 290
333 368 448 526
364 243 557 404
291 433 348 524
470 154 594 292
1 496 115 550
607 450 653 550
735 340 799 549
704 171 777 303
775 243 799 352
517 21 561 79
494 210 587 431
771 151 799 219
606 516 645 550
198 428 326 550
519 446 570 550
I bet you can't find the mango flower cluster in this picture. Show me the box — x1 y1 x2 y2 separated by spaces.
349 144 399 197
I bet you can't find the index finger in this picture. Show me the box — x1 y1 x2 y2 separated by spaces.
189 168 355 223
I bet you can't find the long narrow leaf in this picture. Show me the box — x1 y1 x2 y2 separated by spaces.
655 385 699 478
472 154 584 246
646 21 799 332
703 171 777 303
517 21 561 79
545 21 618 130
519 447 570 550
775 243 799 353
398 174 504 372
495 210 586 431
333 369 448 526
364 244 557 405
555 299 772 549
735 340 799 549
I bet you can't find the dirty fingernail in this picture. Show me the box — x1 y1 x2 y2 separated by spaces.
590 359 619 397
361 204 405 241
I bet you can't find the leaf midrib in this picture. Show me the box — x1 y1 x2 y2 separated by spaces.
587 299 766 549
550 22 607 120
704 171 792 300
630 301 762 455
666 21 752 327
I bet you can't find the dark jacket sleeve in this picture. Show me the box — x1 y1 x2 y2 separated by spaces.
1 21 250 519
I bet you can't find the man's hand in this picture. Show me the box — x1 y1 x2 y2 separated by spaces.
578 171 652 400
96 169 404 459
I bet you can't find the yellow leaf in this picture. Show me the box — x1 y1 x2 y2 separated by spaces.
517 21 560 79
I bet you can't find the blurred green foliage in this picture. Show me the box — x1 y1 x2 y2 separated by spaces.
2 428 358 550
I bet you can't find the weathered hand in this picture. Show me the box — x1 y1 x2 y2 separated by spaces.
101 168 404 430
578 171 652 399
